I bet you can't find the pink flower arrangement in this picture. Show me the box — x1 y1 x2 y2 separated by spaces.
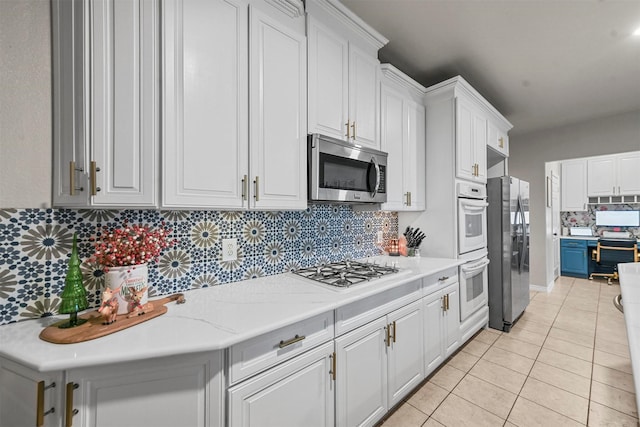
89 224 173 271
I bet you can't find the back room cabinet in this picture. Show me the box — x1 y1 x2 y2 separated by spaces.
162 0 307 210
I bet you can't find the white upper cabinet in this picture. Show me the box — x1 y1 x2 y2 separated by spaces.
380 64 426 211
162 0 249 209
307 0 388 150
588 152 640 197
53 0 158 207
424 77 511 186
163 0 306 210
456 95 487 183
561 159 588 211
487 120 509 157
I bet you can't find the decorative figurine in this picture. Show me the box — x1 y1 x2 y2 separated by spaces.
127 286 154 318
98 286 120 325
58 233 89 328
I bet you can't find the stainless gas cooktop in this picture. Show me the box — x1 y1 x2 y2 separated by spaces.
294 260 399 288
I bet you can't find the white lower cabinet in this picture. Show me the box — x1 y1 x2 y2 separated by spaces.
0 358 63 427
423 282 461 377
67 352 224 427
228 341 335 427
335 300 424 427
0 352 224 427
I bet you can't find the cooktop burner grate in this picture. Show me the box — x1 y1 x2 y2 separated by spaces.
294 260 399 288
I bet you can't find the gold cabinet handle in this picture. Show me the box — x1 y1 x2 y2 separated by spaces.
351 122 356 140
330 352 337 381
499 137 504 148
345 121 350 139
241 175 248 201
253 176 259 202
385 325 391 347
445 294 450 311
392 320 397 343
278 334 306 348
65 382 79 427
69 161 84 196
37 381 56 427
90 161 101 196
408 192 412 206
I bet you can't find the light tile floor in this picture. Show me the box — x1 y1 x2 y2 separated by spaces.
379 276 639 427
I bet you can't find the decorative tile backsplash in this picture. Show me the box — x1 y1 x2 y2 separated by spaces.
561 204 640 237
0 206 397 326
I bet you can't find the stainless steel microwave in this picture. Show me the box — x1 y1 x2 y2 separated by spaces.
308 134 387 204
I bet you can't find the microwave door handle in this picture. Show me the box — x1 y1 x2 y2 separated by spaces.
370 156 380 197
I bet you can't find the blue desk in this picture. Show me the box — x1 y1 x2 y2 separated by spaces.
560 236 638 278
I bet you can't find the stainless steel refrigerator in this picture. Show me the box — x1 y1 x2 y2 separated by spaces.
487 176 530 332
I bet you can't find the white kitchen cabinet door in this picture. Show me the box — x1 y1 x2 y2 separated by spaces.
487 121 509 157
228 342 334 427
53 0 158 208
0 358 62 427
587 155 616 197
443 282 461 357
348 44 379 149
249 5 307 210
561 159 588 211
422 282 460 376
335 316 388 427
91 0 158 206
456 97 487 183
616 152 640 195
379 85 405 210
307 16 349 141
405 101 426 210
66 352 224 427
423 290 445 376
162 0 249 208
386 300 424 407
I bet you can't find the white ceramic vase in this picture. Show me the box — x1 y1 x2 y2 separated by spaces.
104 263 149 315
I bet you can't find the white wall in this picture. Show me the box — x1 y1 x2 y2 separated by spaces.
0 0 52 208
509 110 640 290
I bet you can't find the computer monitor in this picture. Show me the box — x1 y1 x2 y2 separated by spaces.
595 210 640 227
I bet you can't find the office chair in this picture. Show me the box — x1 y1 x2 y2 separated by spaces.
590 238 639 285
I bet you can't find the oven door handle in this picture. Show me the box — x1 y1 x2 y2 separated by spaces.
460 201 488 211
369 156 380 197
461 258 490 273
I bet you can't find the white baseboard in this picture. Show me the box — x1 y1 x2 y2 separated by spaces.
530 282 553 293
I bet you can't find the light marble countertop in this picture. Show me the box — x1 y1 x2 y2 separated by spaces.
618 262 640 414
0 256 463 372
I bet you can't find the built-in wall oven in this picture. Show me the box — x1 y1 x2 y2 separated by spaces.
457 181 490 321
459 250 490 321
457 182 488 255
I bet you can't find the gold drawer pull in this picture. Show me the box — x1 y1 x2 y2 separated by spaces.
392 320 397 343
90 161 101 196
330 352 337 380
278 334 305 348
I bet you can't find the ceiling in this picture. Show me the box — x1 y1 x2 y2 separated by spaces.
341 0 640 137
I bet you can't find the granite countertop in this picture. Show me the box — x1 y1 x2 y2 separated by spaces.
0 256 463 372
618 263 640 414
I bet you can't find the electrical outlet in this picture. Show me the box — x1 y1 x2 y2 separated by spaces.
222 238 237 261
377 231 384 243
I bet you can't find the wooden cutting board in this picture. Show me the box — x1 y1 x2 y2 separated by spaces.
39 294 185 344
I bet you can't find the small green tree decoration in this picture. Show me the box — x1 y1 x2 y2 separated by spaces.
58 233 88 328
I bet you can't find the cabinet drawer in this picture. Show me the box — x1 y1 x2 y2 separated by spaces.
229 311 334 385
560 239 587 248
335 280 421 336
422 267 458 295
